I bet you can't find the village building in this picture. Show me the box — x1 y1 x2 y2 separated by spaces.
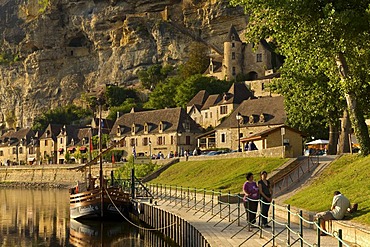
187 83 254 129
197 96 304 157
0 127 35 165
206 25 283 82
110 107 203 159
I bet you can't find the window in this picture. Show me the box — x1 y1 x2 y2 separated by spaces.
45 140 48 146
221 133 226 143
171 136 174 145
232 52 235 60
232 67 236 75
60 138 63 144
231 34 235 41
220 105 228 115
186 136 190 145
131 124 136 135
205 112 208 119
232 42 235 48
159 122 163 133
0 150 3 156
210 112 212 118
142 137 148 146
12 147 16 154
19 147 23 154
144 123 148 133
130 138 135 146
157 136 163 145
256 53 262 62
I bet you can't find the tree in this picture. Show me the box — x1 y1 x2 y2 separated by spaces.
137 64 173 90
230 0 370 155
105 85 138 107
144 76 181 109
107 98 138 121
32 105 93 131
179 42 209 78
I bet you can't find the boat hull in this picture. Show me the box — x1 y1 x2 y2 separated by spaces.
70 188 131 220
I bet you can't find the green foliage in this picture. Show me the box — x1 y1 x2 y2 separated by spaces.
151 157 287 193
0 52 20 65
285 154 370 224
92 134 110 149
107 98 138 121
179 42 209 78
105 85 138 107
137 64 174 90
114 156 160 179
145 75 231 109
32 105 93 131
230 0 370 154
144 76 181 109
38 0 49 13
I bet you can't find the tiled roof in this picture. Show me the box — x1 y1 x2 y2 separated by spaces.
216 96 286 129
39 124 64 140
201 94 222 110
187 90 209 107
0 128 35 147
217 83 254 105
226 25 242 42
111 107 203 136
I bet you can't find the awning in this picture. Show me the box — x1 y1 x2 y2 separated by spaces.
67 147 76 151
79 146 87 151
58 148 64 152
306 139 329 145
28 157 35 162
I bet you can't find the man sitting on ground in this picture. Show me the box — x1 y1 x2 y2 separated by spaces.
315 191 351 236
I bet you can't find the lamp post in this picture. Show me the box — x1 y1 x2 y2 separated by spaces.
236 112 242 152
148 140 152 159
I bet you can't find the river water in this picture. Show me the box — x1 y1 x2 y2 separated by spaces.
0 188 174 247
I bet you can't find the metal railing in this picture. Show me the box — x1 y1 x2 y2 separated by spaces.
139 183 351 247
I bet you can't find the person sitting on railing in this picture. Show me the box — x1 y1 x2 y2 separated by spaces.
315 191 351 236
243 172 259 226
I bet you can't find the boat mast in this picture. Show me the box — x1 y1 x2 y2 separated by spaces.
99 102 104 218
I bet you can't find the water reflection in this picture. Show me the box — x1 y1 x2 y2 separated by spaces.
0 188 175 247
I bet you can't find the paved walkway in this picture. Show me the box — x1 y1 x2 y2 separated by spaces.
152 198 345 247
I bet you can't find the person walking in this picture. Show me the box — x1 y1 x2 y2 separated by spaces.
258 171 273 228
243 172 259 225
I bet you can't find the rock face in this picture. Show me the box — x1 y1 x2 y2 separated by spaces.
0 0 247 128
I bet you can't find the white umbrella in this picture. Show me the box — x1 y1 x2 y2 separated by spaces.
306 139 329 145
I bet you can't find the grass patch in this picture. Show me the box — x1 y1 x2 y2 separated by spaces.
150 157 288 193
285 154 370 225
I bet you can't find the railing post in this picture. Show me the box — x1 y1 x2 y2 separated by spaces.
187 187 190 208
287 204 291 245
180 186 183 207
228 191 231 222
194 187 197 210
338 229 343 247
237 196 241 226
299 210 303 247
317 218 321 247
211 190 214 215
219 190 222 218
203 188 206 212
272 200 275 247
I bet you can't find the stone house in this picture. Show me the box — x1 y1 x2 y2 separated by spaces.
198 96 304 157
0 127 35 165
206 25 283 81
39 124 64 164
110 107 203 158
187 83 254 129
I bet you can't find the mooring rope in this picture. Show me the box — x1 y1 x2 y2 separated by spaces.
104 188 177 231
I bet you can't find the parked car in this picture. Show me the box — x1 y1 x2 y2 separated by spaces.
206 151 221 156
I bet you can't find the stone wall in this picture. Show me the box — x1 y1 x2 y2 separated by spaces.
0 165 118 186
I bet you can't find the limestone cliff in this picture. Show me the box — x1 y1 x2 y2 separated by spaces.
0 0 247 128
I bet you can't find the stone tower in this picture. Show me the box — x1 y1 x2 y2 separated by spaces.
223 25 243 81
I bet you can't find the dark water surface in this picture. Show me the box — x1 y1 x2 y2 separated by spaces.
0 188 172 246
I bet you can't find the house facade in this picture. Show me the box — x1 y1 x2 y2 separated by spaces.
198 96 304 157
206 25 283 81
0 127 35 165
187 83 254 129
110 107 203 158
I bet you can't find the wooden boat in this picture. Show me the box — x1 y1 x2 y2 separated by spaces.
70 105 131 220
70 187 131 219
